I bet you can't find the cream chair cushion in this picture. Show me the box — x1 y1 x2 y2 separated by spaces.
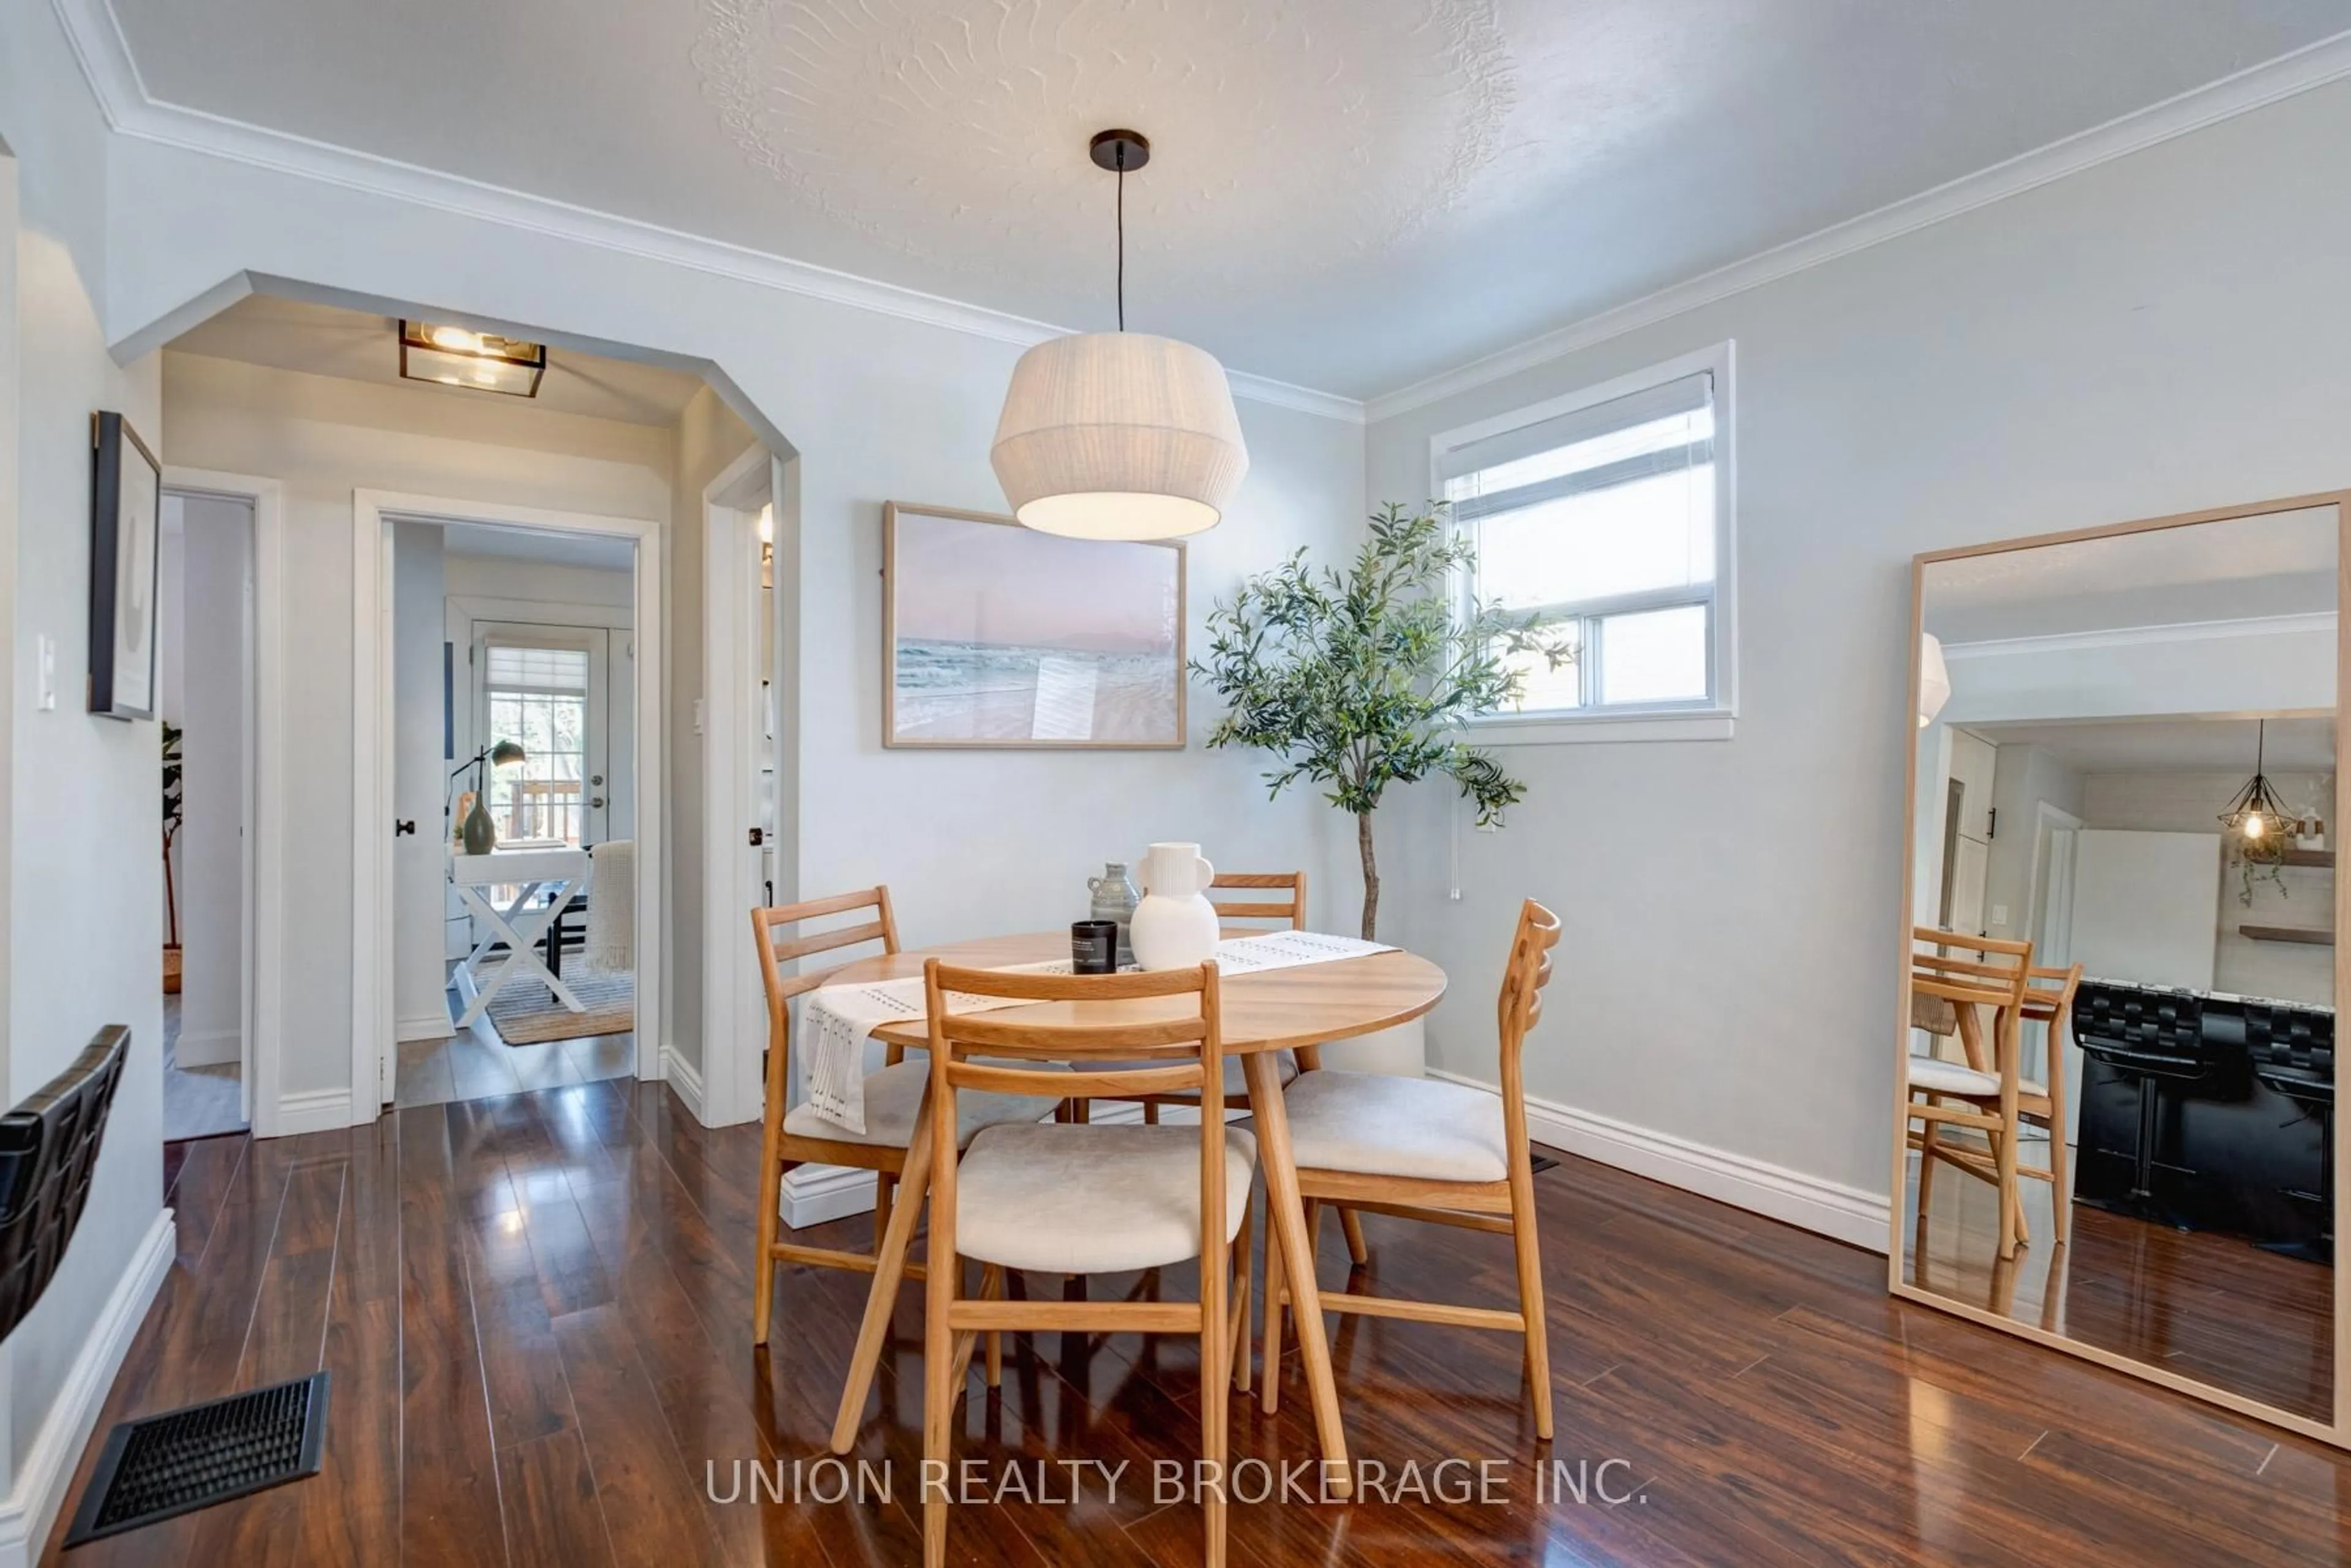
1907 1056 2047 1100
1071 1050 1298 1100
952 1123 1257 1274
1283 1070 1509 1183
782 1060 1063 1150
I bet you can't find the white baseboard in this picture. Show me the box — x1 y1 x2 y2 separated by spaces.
171 1027 242 1068
780 1163 878 1230
776 1101 1151 1231
396 1013 454 1043
661 1044 705 1122
0 1209 176 1566
271 1088 354 1138
1430 1070 1892 1252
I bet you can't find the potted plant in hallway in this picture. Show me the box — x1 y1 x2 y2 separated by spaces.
1194 503 1569 1068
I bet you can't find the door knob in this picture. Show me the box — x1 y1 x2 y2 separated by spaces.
591 797 606 809
394 819 417 837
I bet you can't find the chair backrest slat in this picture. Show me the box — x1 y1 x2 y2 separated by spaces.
1208 870 1307 929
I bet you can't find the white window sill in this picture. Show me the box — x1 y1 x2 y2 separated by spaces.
1466 709 1736 746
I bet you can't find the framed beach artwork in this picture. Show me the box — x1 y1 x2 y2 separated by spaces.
883 502 1186 749
88 411 162 721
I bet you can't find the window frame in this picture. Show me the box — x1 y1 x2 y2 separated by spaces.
1430 340 1737 745
473 624 604 849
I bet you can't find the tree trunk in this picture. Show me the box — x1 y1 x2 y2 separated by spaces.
1357 811 1379 942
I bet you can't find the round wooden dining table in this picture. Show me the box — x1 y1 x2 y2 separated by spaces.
818 932 1448 1495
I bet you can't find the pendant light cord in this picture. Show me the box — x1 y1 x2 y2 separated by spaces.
1115 148 1127 331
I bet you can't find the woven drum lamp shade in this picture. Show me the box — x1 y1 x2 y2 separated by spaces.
991 331 1250 540
1917 632 1951 729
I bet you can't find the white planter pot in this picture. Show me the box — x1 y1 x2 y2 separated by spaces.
1313 1015 1426 1077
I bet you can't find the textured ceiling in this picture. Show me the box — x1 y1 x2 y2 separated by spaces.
102 0 2351 397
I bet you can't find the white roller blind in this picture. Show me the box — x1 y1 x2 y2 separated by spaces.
1439 371 1714 522
485 643 590 695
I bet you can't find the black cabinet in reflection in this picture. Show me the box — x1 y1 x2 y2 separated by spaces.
2074 980 2332 1255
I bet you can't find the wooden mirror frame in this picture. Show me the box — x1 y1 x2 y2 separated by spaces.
1889 487 2351 1447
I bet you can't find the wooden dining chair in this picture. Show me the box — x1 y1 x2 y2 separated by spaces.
918 959 1255 1568
1905 927 2039 1259
749 887 1064 1346
1264 898 1564 1437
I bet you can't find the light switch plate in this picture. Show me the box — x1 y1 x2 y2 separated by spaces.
1989 902 2009 927
34 634 55 711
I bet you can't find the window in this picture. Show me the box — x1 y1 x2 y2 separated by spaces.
1434 343 1734 740
484 640 590 846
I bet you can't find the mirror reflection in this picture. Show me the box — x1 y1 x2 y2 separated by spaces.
1903 505 2337 1422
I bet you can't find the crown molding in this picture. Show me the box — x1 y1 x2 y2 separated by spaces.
48 0 1365 425
1362 29 2351 424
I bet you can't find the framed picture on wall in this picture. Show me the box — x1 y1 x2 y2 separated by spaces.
88 411 162 720
882 502 1187 749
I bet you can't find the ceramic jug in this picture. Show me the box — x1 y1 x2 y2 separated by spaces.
1130 842 1219 970
1086 862 1141 967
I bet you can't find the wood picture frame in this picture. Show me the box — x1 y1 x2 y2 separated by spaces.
88 411 162 720
1891 487 2351 1450
882 501 1187 750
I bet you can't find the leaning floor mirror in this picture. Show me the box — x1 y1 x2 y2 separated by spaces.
1895 492 2349 1444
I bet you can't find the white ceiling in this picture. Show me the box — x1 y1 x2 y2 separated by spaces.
1924 506 2339 645
167 296 708 426
1968 715 2336 773
99 1 2351 399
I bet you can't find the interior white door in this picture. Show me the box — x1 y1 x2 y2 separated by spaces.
2067 829 2221 991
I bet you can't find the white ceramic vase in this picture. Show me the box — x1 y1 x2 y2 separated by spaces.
1130 841 1220 970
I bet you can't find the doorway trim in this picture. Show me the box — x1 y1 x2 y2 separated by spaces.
351 489 666 1123
159 467 287 1136
699 444 776 1128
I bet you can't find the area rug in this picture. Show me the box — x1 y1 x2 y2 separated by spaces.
486 971 636 1045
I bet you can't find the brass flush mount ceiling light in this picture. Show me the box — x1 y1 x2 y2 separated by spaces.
991 130 1249 541
399 320 549 397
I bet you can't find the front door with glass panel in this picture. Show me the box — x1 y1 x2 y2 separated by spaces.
473 624 610 849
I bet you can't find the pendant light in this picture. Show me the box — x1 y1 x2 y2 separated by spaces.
991 130 1248 541
2219 719 2297 846
1916 633 1951 729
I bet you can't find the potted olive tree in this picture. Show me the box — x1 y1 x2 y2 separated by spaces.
1194 503 1568 1065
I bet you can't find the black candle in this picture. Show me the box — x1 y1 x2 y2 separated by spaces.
1070 920 1117 975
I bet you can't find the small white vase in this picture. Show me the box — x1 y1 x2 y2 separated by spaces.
1130 841 1220 970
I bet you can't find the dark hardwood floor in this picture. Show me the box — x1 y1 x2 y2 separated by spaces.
1905 1155 2333 1419
43 1082 2351 1565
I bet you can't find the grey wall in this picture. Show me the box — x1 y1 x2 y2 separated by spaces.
1365 79 2351 1203
0 0 167 1501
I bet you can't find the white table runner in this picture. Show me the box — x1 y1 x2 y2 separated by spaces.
800 931 1394 1135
